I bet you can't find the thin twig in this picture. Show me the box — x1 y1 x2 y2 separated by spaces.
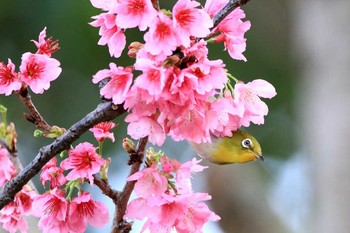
111 137 148 233
212 0 251 28
0 101 126 210
14 88 52 132
93 175 119 200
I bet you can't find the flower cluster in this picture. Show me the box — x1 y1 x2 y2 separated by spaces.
0 185 37 233
0 27 62 95
32 189 109 233
90 0 276 146
125 148 220 232
0 143 37 233
0 121 115 232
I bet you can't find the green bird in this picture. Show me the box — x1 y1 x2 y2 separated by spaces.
190 130 263 164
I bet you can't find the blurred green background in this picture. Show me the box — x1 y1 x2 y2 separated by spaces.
1 0 349 233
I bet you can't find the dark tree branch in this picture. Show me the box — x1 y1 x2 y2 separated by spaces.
14 88 52 132
212 0 251 28
112 136 148 233
0 101 126 210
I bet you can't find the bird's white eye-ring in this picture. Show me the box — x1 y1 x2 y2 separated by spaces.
242 138 252 148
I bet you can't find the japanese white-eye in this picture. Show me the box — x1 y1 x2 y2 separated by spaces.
190 130 263 164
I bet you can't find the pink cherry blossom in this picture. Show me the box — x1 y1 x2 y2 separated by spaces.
60 142 105 185
31 27 60 56
141 194 184 232
69 191 109 232
126 114 166 146
13 186 37 214
125 155 219 231
0 186 37 233
40 157 66 189
133 57 169 96
183 59 227 95
169 106 210 143
124 197 161 221
204 0 227 18
223 34 249 61
89 121 117 142
182 39 209 63
205 0 251 61
173 0 213 47
0 146 17 186
144 12 180 56
124 85 158 114
206 93 243 137
234 79 277 126
0 59 21 96
90 0 119 12
175 193 220 232
19 52 62 94
0 209 28 233
175 158 207 194
90 13 126 58
214 7 251 61
127 164 168 198
32 188 71 233
160 156 177 173
92 63 133 105
115 0 158 31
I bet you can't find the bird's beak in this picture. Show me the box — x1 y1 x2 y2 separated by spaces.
254 152 264 161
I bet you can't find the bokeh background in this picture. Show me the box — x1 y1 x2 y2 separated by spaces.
1 0 349 232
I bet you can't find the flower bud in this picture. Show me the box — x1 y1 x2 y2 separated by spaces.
123 137 135 153
127 41 144 58
43 125 66 139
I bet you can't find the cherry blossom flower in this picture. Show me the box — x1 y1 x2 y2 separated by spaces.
126 114 166 146
0 146 17 186
40 157 66 189
19 52 62 94
90 0 119 12
175 193 220 232
31 27 60 56
205 0 250 61
92 63 133 105
115 0 158 31
144 12 180 56
173 0 212 47
0 186 37 233
127 164 168 198
90 13 126 58
233 79 277 126
0 59 21 96
0 209 28 233
89 121 117 142
133 58 169 96
69 191 109 232
206 93 243 137
175 158 207 194
32 188 71 233
60 142 105 185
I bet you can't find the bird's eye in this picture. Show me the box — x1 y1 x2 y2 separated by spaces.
242 138 252 148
